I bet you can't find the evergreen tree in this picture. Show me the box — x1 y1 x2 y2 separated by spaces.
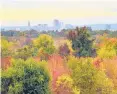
68 26 94 57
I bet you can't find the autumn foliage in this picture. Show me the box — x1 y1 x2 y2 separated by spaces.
1 31 117 94
1 56 12 69
58 43 70 57
48 54 69 92
102 57 117 89
97 35 117 59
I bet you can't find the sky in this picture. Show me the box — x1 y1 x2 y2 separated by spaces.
1 0 117 26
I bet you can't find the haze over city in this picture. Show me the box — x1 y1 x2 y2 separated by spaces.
1 0 117 26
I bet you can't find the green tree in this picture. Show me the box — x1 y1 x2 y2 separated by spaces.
1 38 13 57
13 46 33 60
33 34 55 60
67 56 114 94
67 27 94 57
1 58 51 94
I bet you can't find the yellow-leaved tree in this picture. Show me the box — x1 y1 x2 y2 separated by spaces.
1 38 13 57
97 36 117 59
33 34 55 60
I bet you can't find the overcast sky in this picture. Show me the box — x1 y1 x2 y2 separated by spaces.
1 0 117 26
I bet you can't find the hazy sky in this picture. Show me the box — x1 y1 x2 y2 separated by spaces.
1 0 117 26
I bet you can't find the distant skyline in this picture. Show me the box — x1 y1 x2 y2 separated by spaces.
1 0 117 26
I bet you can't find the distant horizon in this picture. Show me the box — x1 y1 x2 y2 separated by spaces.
1 20 117 27
1 20 117 31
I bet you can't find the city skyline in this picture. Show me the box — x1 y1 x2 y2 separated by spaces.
1 19 117 31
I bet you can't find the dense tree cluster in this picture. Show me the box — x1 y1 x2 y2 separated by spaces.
67 56 114 94
1 58 51 94
1 27 117 94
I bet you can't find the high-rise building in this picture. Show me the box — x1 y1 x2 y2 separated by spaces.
28 21 31 27
53 19 61 31
28 21 31 30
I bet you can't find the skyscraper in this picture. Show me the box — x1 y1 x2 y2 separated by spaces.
53 19 61 31
28 21 30 27
28 21 31 30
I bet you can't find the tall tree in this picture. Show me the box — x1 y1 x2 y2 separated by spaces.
1 38 13 57
33 34 55 60
67 26 94 57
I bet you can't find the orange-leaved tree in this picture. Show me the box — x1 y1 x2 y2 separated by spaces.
48 54 69 92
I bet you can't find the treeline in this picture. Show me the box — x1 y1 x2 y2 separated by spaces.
2 28 117 38
91 30 117 38
1 29 68 38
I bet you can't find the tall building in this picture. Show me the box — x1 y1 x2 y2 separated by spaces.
28 21 31 30
53 19 61 31
28 21 31 27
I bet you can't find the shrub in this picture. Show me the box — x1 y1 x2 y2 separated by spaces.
1 58 51 94
67 56 114 94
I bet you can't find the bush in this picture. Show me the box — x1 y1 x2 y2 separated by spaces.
1 58 51 94
67 56 114 94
